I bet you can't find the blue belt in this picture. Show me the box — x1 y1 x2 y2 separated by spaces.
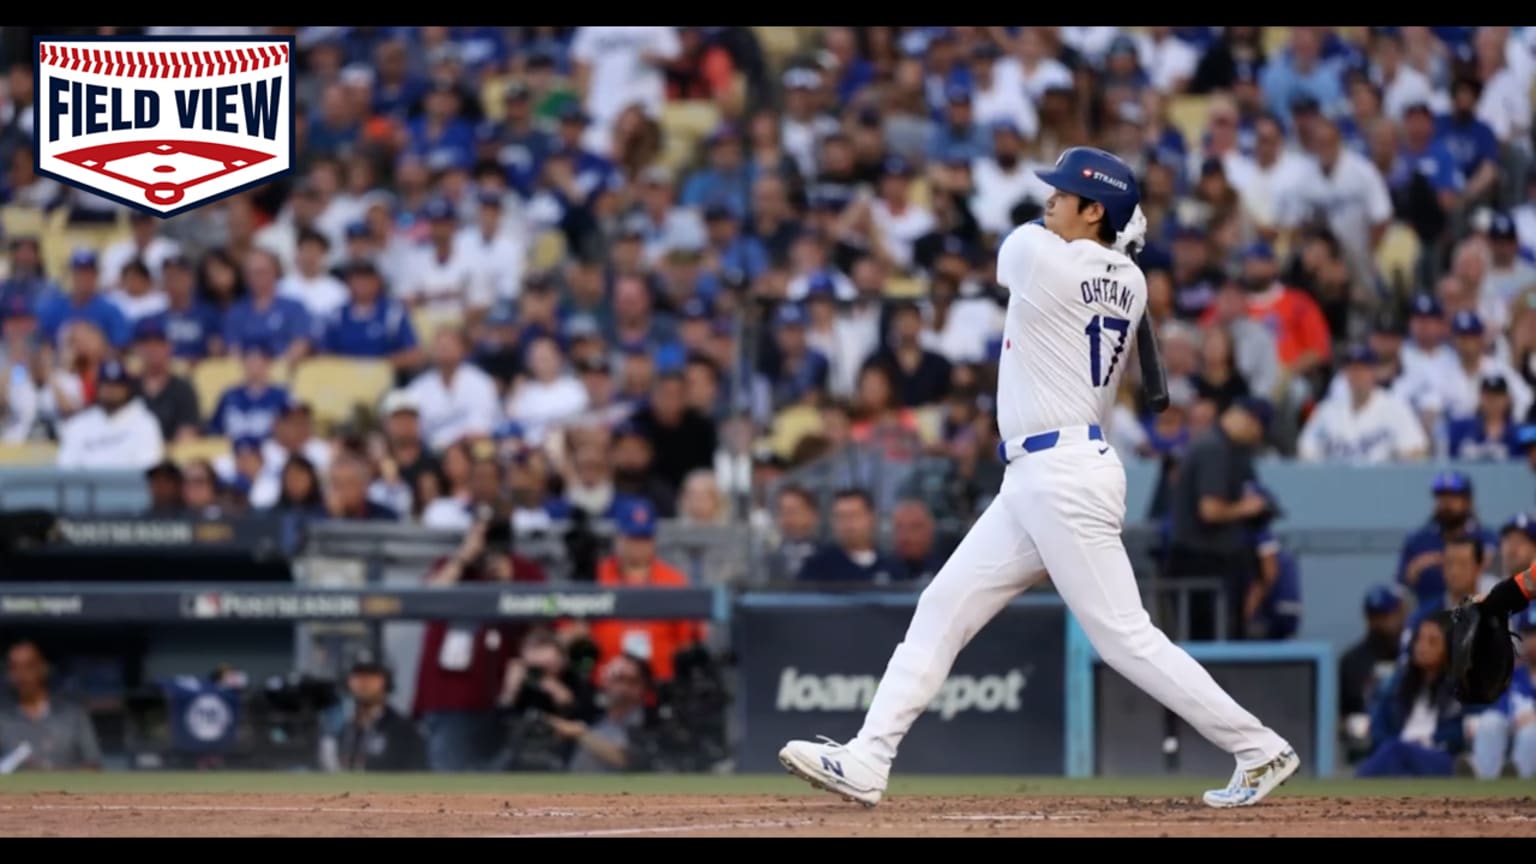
996 424 1103 464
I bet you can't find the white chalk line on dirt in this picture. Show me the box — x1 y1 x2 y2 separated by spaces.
0 801 815 819
493 818 820 838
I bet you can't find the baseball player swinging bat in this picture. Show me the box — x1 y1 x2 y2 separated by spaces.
779 147 1298 809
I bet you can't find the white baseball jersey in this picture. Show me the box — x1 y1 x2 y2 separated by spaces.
994 222 1147 442
406 364 503 451
55 398 164 470
1296 388 1428 463
397 243 492 317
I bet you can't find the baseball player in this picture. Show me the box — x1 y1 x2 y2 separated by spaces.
779 147 1298 809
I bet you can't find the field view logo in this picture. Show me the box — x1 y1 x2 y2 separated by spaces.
34 36 294 218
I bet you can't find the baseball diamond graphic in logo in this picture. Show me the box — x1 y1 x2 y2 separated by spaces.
33 36 295 218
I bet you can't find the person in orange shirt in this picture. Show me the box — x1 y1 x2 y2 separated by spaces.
1201 242 1332 402
573 497 707 684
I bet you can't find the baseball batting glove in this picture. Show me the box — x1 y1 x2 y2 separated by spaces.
1436 600 1516 705
1114 205 1147 257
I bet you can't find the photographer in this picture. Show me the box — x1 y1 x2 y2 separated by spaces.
495 628 597 770
547 653 656 773
413 510 546 772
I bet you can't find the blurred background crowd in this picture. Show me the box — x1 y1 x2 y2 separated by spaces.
2 25 1536 777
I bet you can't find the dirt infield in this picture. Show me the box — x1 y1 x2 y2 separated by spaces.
1 791 1533 837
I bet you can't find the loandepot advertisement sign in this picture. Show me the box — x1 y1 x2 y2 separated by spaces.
734 598 1067 774
34 35 294 217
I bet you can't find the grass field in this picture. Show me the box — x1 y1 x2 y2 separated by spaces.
1 772 1532 836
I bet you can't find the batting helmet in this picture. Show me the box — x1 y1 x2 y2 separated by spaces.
1034 146 1141 233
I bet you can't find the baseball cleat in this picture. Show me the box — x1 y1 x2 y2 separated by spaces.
1202 747 1300 808
778 736 886 807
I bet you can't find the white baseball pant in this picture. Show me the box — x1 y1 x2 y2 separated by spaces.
851 429 1290 770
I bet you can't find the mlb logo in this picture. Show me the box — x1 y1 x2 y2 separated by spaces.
191 592 221 619
34 35 295 218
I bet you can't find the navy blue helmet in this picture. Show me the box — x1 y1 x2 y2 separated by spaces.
1034 146 1141 233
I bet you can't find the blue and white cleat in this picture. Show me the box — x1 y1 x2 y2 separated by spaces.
1202 747 1301 808
778 736 887 807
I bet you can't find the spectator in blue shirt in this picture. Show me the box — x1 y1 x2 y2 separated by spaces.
450 27 509 79
1447 375 1524 461
143 255 221 361
1260 27 1346 133
1390 102 1464 210
1437 77 1501 205
926 85 992 165
0 237 58 311
1396 470 1498 607
1356 614 1466 777
702 205 769 285
407 77 477 171
681 125 753 219
208 341 293 442
795 488 905 584
322 259 421 371
35 249 130 350
369 38 426 121
757 303 829 415
222 248 313 363
550 105 623 208
485 80 553 199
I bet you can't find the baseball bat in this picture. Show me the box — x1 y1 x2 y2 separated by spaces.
1136 313 1170 414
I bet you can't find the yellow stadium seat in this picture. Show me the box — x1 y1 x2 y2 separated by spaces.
0 205 45 240
1262 27 1293 58
661 100 721 151
0 441 59 466
752 27 805 70
531 231 567 272
884 276 927 299
168 436 232 465
290 356 395 430
907 177 932 211
411 307 465 347
480 74 511 123
1167 95 1212 148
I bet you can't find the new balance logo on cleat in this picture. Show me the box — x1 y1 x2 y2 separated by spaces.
821 756 844 777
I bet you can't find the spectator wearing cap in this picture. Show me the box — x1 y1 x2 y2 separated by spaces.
578 497 706 685
405 326 502 452
756 303 830 416
1477 212 1536 335
864 301 953 409
1202 241 1331 404
779 65 839 180
36 249 130 351
505 334 590 446
1297 344 1428 463
968 41 1040 142
569 27 681 157
130 319 200 444
397 197 492 325
702 204 769 284
99 210 183 293
546 104 625 209
277 228 349 320
1395 470 1498 608
1282 117 1393 291
1398 293 1459 414
1166 223 1225 321
926 84 991 166
1340 584 1409 762
630 369 717 496
1468 610 1536 780
142 255 220 361
486 79 555 200
320 259 421 372
680 124 751 220
1438 77 1501 207
1447 375 1525 461
969 119 1047 238
1383 100 1462 242
373 390 438 514
55 360 164 470
1500 512 1536 578
1446 310 1532 422
222 249 312 363
454 188 528 304
610 420 677 518
105 259 168 328
1166 397 1275 640
207 340 292 443
326 652 428 773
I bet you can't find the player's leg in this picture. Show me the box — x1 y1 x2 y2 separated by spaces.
1018 450 1296 807
778 489 1046 805
1469 711 1512 779
1511 721 1536 778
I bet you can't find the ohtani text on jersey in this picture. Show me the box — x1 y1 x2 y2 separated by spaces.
1080 277 1135 316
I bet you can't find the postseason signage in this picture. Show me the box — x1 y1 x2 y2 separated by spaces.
734 596 1068 775
0 584 715 623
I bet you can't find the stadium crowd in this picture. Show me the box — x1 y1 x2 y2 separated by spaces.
0 23 1534 776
